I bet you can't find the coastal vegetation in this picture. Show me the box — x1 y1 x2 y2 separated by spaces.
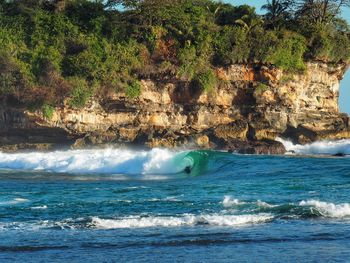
0 0 350 114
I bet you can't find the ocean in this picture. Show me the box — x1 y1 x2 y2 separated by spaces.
0 139 350 262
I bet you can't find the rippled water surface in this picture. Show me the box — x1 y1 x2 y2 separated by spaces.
1 142 350 262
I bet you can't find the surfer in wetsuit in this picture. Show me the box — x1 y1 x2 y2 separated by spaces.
334 153 346 157
184 166 192 174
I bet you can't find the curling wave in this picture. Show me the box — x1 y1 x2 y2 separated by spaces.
277 138 350 155
0 148 210 176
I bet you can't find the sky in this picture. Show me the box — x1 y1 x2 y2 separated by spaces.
225 0 350 114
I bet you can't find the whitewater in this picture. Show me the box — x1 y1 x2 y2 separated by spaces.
1 139 350 262
0 148 195 175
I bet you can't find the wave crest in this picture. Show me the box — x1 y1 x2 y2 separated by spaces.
90 214 273 229
222 196 245 207
299 200 350 218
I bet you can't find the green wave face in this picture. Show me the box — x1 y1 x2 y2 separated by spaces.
173 150 212 177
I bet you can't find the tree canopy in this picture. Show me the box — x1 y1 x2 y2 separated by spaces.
0 0 349 116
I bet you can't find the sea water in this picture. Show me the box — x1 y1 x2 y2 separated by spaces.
0 139 350 262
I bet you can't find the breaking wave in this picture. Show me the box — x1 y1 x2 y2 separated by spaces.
221 197 350 219
277 138 350 155
1 198 349 231
222 196 246 207
0 213 273 231
299 200 350 218
90 214 274 229
0 148 211 176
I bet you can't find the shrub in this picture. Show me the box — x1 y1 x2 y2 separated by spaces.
101 40 144 86
0 52 19 95
280 73 294 84
255 83 269 94
108 41 143 75
67 77 93 108
63 35 104 79
214 26 250 65
125 80 142 99
177 45 198 80
267 31 306 72
31 45 63 79
0 51 32 102
159 60 172 71
329 32 350 63
308 28 350 63
308 30 331 61
41 103 54 119
192 69 217 93
249 29 278 63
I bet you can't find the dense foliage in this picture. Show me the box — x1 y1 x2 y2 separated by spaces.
0 0 350 114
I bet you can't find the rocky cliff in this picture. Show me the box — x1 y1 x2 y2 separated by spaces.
1 61 349 153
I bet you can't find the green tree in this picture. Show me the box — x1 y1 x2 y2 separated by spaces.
262 0 293 28
294 0 350 27
0 0 349 110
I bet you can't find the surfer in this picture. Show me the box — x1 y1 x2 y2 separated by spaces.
333 153 346 157
184 166 192 174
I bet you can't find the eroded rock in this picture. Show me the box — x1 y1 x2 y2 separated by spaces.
1 61 349 154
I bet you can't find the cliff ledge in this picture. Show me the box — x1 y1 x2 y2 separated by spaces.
1 61 349 154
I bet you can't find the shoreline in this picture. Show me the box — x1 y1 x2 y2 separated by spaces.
1 137 350 158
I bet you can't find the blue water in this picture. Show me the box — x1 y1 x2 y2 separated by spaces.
0 145 350 262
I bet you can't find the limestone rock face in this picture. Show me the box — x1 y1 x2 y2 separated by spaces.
0 61 349 153
213 120 249 141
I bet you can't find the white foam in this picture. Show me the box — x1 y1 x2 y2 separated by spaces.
0 198 29 206
0 213 273 231
113 200 133 203
277 138 350 155
256 200 276 208
0 221 46 231
90 214 273 229
147 196 181 202
299 200 350 218
0 148 192 175
125 186 147 190
222 196 245 207
31 205 48 210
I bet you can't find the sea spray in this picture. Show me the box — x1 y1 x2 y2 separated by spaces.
299 200 350 218
277 138 350 155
